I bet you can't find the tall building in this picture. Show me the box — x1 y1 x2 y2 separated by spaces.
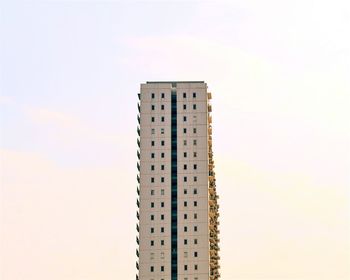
136 81 220 280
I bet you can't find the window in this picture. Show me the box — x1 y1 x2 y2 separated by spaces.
183 140 187 146
151 117 155 122
151 93 155 99
183 116 187 122
151 105 155 110
194 188 197 194
151 189 155 195
184 239 188 245
151 240 154 246
184 214 187 219
150 266 154 272
161 152 165 158
160 252 165 259
193 139 197 145
183 128 187 134
161 202 164 207
161 266 164 272
184 189 187 194
194 264 198 270
161 189 165 195
184 226 187 232
161 240 164 246
161 214 164 220
161 128 164 134
184 201 187 207
183 92 186 98
194 226 198 232
151 202 154 208
151 140 155 146
193 92 196 98
151 177 154 183
194 201 197 207
151 153 155 158
184 164 187 170
161 104 165 110
194 252 198 257
161 227 164 233
193 104 197 110
183 104 186 110
194 176 197 182
161 116 165 122
151 165 155 171
194 238 198 244
161 177 164 183
151 227 154 233
194 164 197 170
151 215 154 221
161 165 165 170
150 252 154 260
184 152 187 158
184 265 188 271
193 128 197 133
151 128 155 134
161 140 165 146
193 152 197 157
161 93 165 98
184 252 188 258
184 176 187 182
194 213 198 219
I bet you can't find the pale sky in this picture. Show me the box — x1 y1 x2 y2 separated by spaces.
0 1 349 279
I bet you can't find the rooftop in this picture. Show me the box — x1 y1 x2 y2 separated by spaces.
146 81 205 84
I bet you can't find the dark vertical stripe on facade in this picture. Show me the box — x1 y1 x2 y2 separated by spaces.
171 84 177 279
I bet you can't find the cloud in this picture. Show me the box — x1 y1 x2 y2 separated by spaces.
24 106 121 148
0 95 13 105
26 107 80 129
122 34 349 124
0 149 136 280
216 157 350 280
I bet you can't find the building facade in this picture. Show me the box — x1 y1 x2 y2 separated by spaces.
136 81 220 280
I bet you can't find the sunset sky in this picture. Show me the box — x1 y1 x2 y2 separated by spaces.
1 1 349 279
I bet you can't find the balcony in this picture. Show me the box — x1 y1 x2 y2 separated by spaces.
208 104 212 112
136 236 139 245
137 150 140 159
136 224 139 232
137 126 140 136
208 92 212 99
137 93 140 100
136 261 139 270
137 162 140 171
136 249 139 257
137 114 140 124
137 186 140 195
137 138 140 148
136 199 140 208
137 102 140 113
136 211 139 220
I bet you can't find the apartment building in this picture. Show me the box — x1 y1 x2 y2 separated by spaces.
136 81 219 280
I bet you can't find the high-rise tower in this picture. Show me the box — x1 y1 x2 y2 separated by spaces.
136 81 220 280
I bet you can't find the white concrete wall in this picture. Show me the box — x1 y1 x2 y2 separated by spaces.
139 82 209 280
